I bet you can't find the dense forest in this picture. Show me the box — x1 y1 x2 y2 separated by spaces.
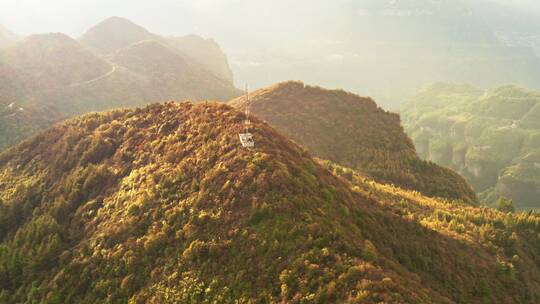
230 81 477 204
401 83 540 209
1 102 539 303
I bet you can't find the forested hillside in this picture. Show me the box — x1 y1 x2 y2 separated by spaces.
0 102 538 303
401 83 540 209
230 81 477 204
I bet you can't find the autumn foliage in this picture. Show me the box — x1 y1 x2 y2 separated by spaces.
0 102 538 303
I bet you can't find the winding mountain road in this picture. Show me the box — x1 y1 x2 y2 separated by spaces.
70 64 117 87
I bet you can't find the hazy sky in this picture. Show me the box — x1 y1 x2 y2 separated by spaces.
1 0 539 38
0 0 226 36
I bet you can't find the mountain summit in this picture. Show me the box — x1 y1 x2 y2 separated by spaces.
230 81 477 203
79 16 157 54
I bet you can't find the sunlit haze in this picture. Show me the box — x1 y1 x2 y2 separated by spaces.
2 0 540 106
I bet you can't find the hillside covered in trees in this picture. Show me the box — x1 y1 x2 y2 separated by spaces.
230 81 477 204
401 83 540 210
1 102 538 303
0 17 240 152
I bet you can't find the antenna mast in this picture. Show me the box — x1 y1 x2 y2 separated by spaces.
239 84 255 148
245 85 251 131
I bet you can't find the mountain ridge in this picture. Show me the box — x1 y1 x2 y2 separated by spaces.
79 16 156 54
230 81 477 204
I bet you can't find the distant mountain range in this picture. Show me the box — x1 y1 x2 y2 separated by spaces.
1 101 539 303
223 0 540 109
0 17 241 151
5 2 540 111
230 81 477 203
79 16 234 83
402 83 540 209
